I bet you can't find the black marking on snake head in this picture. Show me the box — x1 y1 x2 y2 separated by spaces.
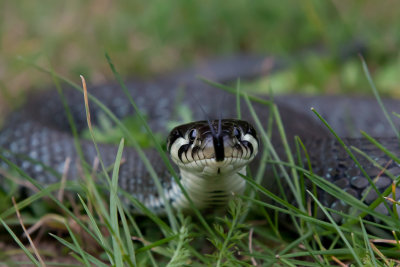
167 129 182 152
240 141 253 156
191 146 200 159
208 119 225 162
234 143 242 151
178 144 190 162
245 123 259 145
213 136 225 162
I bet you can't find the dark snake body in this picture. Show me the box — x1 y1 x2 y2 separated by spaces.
1 55 400 217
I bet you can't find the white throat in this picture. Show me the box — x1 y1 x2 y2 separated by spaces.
170 167 247 211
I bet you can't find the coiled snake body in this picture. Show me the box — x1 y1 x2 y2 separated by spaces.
1 55 400 219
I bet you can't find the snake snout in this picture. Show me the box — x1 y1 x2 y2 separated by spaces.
167 119 259 175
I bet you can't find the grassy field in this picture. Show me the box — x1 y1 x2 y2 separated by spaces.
2 0 400 265
2 0 400 113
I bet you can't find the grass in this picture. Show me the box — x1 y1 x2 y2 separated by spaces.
1 56 400 266
3 0 400 120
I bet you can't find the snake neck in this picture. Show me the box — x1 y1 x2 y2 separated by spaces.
168 167 247 211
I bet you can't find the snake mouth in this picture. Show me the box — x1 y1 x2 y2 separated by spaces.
173 157 256 176
167 119 258 176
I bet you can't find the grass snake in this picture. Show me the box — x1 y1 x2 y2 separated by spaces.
1 54 400 221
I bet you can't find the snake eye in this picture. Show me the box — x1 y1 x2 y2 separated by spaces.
233 127 241 139
188 129 197 142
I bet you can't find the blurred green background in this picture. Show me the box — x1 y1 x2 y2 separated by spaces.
1 0 400 117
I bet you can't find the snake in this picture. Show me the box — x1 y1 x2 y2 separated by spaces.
1 54 400 220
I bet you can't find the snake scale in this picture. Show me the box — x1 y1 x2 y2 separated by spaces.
1 54 400 221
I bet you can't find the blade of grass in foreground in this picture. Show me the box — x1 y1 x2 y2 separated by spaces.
360 131 400 165
311 108 393 220
235 79 242 120
359 217 377 266
307 190 363 266
350 145 399 220
107 138 137 266
109 138 126 267
0 218 40 266
77 195 113 257
360 55 400 138
64 221 91 267
199 76 273 106
50 233 109 267
118 197 138 265
239 173 307 219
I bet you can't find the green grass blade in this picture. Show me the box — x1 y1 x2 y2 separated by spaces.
360 55 400 138
311 108 392 219
272 102 303 210
118 203 137 266
199 76 272 106
50 234 109 267
236 79 241 119
0 218 40 266
360 131 400 165
239 174 307 218
110 138 125 266
64 221 92 267
359 217 377 266
77 194 114 256
307 190 362 266
135 234 179 255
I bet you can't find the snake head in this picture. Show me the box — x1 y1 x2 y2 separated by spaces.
167 119 259 176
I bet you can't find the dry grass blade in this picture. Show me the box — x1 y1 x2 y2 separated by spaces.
331 255 348 267
12 197 46 267
248 228 257 266
25 214 66 237
57 157 71 202
0 168 38 192
369 241 390 266
384 197 400 205
371 239 400 245
80 75 93 132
